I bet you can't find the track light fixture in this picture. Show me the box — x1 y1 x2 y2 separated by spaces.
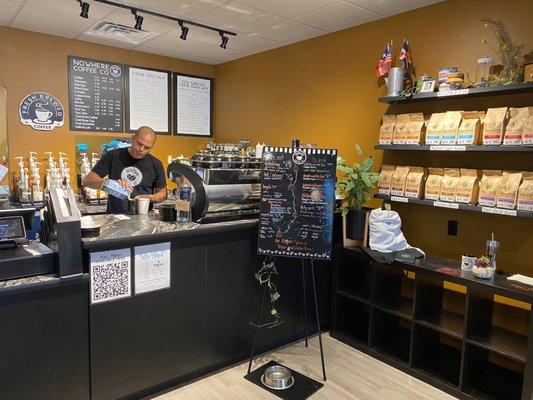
131 9 143 30
78 0 89 19
83 0 237 41
179 22 189 41
219 32 228 49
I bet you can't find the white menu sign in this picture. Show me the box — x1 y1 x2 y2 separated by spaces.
90 248 131 304
176 74 212 136
134 242 171 294
127 67 169 132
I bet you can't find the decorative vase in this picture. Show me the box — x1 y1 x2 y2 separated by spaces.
346 209 369 241
472 266 495 279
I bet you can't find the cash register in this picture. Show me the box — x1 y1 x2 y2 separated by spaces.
0 206 55 281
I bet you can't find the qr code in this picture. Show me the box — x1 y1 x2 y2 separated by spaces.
91 260 130 303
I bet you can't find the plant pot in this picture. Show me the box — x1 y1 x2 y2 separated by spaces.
346 209 369 241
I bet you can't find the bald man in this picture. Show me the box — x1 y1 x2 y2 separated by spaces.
83 126 167 214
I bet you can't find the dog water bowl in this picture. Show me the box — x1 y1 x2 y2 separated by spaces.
261 365 294 390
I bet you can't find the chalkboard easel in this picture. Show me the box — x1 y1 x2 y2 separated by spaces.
247 141 337 384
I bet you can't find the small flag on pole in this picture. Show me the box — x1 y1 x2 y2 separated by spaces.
399 39 412 70
375 42 393 77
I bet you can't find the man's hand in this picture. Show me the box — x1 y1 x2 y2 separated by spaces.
117 179 133 191
133 194 151 201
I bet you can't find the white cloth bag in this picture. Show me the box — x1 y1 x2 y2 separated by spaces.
369 208 422 254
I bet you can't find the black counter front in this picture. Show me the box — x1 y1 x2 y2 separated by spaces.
82 215 332 400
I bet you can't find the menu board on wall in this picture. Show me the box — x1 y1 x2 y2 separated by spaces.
125 66 171 134
68 56 123 132
174 73 213 137
258 147 337 260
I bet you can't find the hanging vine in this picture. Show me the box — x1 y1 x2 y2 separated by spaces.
255 257 282 328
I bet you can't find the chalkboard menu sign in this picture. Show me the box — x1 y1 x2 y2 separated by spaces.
258 147 337 260
68 56 123 132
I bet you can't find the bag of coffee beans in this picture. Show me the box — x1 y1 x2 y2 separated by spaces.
478 170 502 207
439 168 461 202
496 171 522 209
391 166 410 196
483 107 508 145
378 165 395 195
405 113 426 145
425 168 444 200
504 107 531 145
404 167 426 198
440 111 462 145
455 169 479 204
393 114 410 145
379 115 396 145
458 111 482 145
425 113 446 145
517 172 533 211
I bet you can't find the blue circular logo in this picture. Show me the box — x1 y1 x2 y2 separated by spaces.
19 92 64 131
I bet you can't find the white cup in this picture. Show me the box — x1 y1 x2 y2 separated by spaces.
137 198 150 215
36 109 52 121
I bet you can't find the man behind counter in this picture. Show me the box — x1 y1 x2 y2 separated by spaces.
83 126 167 214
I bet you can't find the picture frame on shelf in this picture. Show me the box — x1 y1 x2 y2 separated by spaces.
419 79 436 93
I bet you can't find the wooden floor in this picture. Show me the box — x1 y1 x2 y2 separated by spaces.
150 334 458 400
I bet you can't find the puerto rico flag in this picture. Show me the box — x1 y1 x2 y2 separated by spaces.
399 39 412 70
375 42 393 77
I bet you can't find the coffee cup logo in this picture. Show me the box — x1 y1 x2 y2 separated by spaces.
19 92 64 131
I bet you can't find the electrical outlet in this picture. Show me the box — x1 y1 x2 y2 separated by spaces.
447 220 458 236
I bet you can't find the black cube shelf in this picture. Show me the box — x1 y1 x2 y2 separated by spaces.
331 246 533 400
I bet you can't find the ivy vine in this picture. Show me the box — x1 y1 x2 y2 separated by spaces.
255 257 282 328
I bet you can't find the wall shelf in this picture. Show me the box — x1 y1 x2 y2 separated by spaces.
375 194 533 219
374 144 533 152
331 246 533 400
378 82 533 104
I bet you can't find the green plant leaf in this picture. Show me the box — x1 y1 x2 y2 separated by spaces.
271 308 277 315
384 203 391 211
271 292 280 302
355 143 362 155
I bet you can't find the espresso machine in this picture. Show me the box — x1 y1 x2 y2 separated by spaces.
167 143 262 224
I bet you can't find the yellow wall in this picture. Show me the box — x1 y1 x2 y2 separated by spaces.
214 0 533 274
0 26 214 189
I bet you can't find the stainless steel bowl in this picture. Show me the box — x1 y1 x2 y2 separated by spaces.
261 365 294 390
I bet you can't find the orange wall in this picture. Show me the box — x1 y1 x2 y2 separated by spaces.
0 26 214 190
214 0 533 273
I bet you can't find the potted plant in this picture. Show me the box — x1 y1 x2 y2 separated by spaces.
336 144 381 241
472 255 495 279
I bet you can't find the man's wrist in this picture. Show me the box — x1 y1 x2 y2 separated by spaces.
100 178 108 189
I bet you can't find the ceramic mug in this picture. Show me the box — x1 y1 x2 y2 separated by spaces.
461 254 476 271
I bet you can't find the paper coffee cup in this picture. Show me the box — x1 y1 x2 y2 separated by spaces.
137 198 150 215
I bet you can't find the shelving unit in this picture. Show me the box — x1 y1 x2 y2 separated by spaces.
331 246 533 400
374 144 533 152
375 194 533 219
378 82 533 104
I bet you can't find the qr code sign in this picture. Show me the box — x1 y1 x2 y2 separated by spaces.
90 249 131 304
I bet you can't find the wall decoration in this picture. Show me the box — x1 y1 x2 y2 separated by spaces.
68 56 124 132
174 73 213 137
19 92 64 131
125 66 171 134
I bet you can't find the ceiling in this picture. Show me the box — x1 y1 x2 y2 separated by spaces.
1 0 444 65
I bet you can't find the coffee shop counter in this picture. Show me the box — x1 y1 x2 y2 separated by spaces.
81 214 333 400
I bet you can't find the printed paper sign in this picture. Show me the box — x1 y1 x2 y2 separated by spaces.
90 248 131 304
134 242 171 294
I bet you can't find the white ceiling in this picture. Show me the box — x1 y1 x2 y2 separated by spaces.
1 0 444 65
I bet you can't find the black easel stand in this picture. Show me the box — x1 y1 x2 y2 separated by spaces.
247 258 327 382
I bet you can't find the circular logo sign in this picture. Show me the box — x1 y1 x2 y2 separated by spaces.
19 92 64 131
121 166 143 186
110 64 122 78
292 149 307 165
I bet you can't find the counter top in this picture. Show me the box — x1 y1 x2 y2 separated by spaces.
82 213 258 249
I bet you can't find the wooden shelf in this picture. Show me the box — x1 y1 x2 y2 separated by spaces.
374 296 413 320
375 194 533 219
337 290 370 305
466 327 527 364
416 310 465 339
378 82 533 104
374 144 533 152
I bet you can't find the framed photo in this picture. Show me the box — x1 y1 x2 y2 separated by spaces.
419 79 436 93
173 73 213 137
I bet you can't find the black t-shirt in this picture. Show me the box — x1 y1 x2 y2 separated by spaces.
91 148 166 214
